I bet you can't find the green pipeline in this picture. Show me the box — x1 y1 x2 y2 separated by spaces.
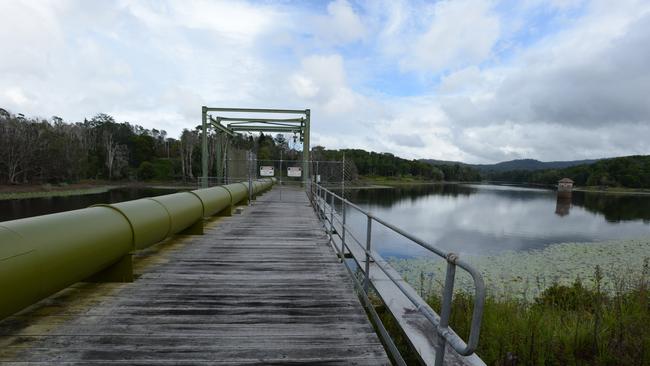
0 178 275 320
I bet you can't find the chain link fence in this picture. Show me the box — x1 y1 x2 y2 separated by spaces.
199 156 355 202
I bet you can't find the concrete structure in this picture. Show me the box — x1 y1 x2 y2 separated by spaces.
557 177 574 198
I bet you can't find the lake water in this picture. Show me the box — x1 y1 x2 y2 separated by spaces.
3 184 649 260
341 184 650 258
0 187 179 222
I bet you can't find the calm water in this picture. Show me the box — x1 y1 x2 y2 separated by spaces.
342 184 650 258
0 187 179 222
4 184 649 259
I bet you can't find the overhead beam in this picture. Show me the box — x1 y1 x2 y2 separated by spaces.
208 117 235 136
230 126 303 133
219 117 304 123
204 107 307 114
227 121 300 128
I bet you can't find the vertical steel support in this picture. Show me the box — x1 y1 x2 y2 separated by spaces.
435 259 457 366
364 216 372 293
201 106 208 188
215 131 222 185
302 109 310 185
247 152 253 206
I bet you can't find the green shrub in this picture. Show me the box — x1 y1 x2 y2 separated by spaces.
138 161 155 181
152 159 174 180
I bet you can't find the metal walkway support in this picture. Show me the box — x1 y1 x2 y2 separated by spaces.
0 186 390 364
201 107 310 188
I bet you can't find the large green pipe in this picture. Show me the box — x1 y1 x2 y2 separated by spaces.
0 179 274 320
0 207 132 318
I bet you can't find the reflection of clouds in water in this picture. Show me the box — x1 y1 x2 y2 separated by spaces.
348 184 650 257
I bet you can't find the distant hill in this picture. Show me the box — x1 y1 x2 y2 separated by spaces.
421 158 601 172
420 159 468 166
471 158 601 172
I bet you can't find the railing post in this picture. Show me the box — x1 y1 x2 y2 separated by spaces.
364 215 372 293
316 186 323 219
340 201 347 262
329 193 335 238
435 256 458 366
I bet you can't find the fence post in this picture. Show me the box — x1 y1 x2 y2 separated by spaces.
435 257 457 366
364 215 372 293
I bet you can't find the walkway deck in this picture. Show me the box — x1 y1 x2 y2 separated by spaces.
0 186 390 365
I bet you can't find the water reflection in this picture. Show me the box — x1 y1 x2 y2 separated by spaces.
0 187 179 222
555 197 572 217
342 184 650 258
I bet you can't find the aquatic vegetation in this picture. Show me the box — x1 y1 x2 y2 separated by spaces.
382 248 650 365
389 237 650 300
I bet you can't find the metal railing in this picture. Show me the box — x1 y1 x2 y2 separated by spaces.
308 182 486 366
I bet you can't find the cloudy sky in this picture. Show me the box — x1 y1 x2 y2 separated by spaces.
1 0 649 163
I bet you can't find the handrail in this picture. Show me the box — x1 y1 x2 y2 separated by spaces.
309 182 485 365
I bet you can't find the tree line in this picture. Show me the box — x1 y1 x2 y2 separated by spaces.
0 110 238 184
311 147 481 182
10 109 646 188
0 110 310 185
485 155 650 188
0 109 486 185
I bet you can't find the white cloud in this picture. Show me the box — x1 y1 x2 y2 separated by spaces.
400 0 501 73
289 54 362 114
4 88 31 106
312 0 367 44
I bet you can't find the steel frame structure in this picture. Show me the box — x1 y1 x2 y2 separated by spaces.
201 106 310 188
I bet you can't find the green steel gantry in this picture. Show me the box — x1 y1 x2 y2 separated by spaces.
201 107 310 188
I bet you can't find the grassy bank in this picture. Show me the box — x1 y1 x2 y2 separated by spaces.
351 176 462 188
0 180 199 201
0 185 116 200
419 266 649 365
574 186 650 195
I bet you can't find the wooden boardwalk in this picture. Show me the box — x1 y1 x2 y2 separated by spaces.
0 186 390 365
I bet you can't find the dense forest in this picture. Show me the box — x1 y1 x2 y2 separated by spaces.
0 110 262 184
311 147 481 182
486 155 650 188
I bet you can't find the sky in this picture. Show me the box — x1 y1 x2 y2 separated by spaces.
0 0 649 164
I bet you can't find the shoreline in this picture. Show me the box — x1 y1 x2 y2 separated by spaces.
0 181 194 200
0 185 118 200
